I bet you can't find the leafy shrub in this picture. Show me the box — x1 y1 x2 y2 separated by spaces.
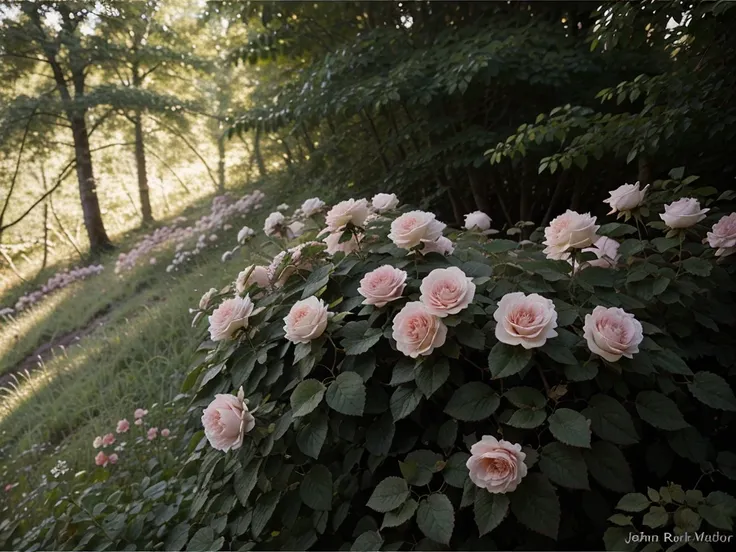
182 175 736 550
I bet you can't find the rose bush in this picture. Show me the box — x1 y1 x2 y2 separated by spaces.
179 170 736 551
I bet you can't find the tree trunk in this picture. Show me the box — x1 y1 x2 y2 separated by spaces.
466 167 491 213
254 126 267 177
638 155 652 186
70 115 113 254
217 133 226 192
134 112 154 223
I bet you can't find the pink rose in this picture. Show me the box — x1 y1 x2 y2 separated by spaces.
116 419 130 433
419 267 475 317
201 387 256 452
391 302 448 358
543 210 599 260
420 236 455 256
358 265 407 307
603 182 649 214
161 428 171 438
466 435 527 494
283 297 330 344
208 296 255 341
494 292 558 349
94 452 109 467
147 427 158 441
464 211 492 231
264 211 286 236
706 213 736 257
660 197 709 229
583 306 643 362
388 211 446 250
134 419 143 426
102 433 115 447
235 265 270 293
371 193 399 212
92 436 103 449
134 408 148 419
325 199 370 231
301 197 326 217
4 483 17 492
108 453 119 465
579 236 620 270
323 231 361 256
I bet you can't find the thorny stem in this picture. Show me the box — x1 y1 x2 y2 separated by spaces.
537 365 551 395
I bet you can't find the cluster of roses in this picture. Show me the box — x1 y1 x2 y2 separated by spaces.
91 408 171 468
0 264 105 319
195 183 735 496
114 190 265 274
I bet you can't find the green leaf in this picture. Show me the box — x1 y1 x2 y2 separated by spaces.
583 394 639 445
598 223 637 238
251 490 280 538
548 408 591 448
297 412 328 459
389 359 416 386
642 506 668 528
456 326 486 350
367 477 410 513
343 328 383 356
390 385 423 421
291 379 326 418
382 498 418 529
506 409 547 429
565 361 598 382
484 239 518 253
300 464 333 511
186 528 214 552
401 450 445 486
365 412 394 456
699 491 736 530
539 442 589 490
415 359 450 398
351 531 383 552
636 391 690 430
616 493 651 513
652 349 693 375
437 419 458 449
234 459 262 506
717 451 736 481
688 372 736 411
540 341 578 365
488 342 532 379
301 263 333 298
442 452 470 488
585 441 634 493
681 257 712 277
444 382 500 421
603 527 637 552
510 473 560 540
504 387 546 409
165 522 190 551
416 494 455 545
326 372 366 416
474 492 509 536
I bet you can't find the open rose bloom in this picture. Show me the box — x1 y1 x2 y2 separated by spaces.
392 302 447 358
208 296 255 341
325 198 370 231
706 212 736 257
579 236 620 270
543 210 599 260
583 306 643 362
235 265 270 294
464 211 492 231
323 231 361 256
358 265 407 307
301 197 326 217
419 267 475 317
371 193 399 212
388 210 446 250
201 387 256 452
283 297 330 343
420 235 455 256
466 435 528 494
604 182 649 214
494 292 558 349
660 197 709 229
